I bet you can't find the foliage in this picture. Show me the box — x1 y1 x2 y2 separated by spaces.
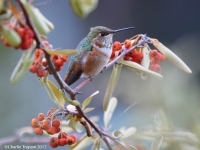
0 0 197 150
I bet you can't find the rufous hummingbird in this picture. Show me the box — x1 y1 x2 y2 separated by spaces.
64 26 134 85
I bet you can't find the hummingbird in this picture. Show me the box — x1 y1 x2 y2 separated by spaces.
64 26 134 86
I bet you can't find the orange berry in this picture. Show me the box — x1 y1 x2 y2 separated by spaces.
49 137 58 148
55 66 62 72
60 55 68 62
37 70 47 77
38 113 45 121
67 136 76 145
131 50 143 64
41 120 49 129
54 59 64 67
31 118 38 128
52 119 60 128
124 39 131 49
149 64 161 73
35 49 43 58
17 28 25 37
51 55 58 61
58 138 67 146
29 65 38 73
112 41 122 51
55 127 60 133
110 51 115 59
46 126 56 135
58 132 68 139
70 135 76 142
34 128 43 135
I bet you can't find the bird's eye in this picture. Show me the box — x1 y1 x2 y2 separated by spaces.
101 32 106 36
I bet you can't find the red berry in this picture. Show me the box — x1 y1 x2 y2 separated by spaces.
54 59 64 67
110 51 115 59
31 118 38 128
42 41 49 47
38 113 45 121
131 50 143 64
58 138 67 146
112 41 122 51
41 120 49 129
29 65 38 73
34 128 43 135
49 137 58 148
42 58 48 67
60 55 68 62
51 55 58 61
149 64 161 73
124 39 131 49
45 126 56 135
52 119 60 128
67 136 76 145
55 66 62 72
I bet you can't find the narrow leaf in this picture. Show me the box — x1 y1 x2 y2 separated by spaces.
104 97 118 128
130 145 138 150
62 91 80 106
48 80 65 108
82 91 99 109
150 38 192 74
43 48 77 56
103 64 122 111
121 127 137 139
40 77 58 106
83 107 95 113
10 43 35 85
119 60 163 79
140 44 150 80
150 136 163 150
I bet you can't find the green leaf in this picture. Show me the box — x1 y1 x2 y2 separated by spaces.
113 130 123 138
104 97 118 128
43 48 78 56
150 38 192 74
82 91 99 109
119 60 163 79
21 0 53 35
150 135 163 150
83 107 95 113
61 91 80 106
130 145 138 150
69 0 98 18
68 119 84 133
10 42 35 85
140 45 150 80
0 25 21 47
103 64 122 111
39 77 58 106
121 127 137 139
48 80 65 108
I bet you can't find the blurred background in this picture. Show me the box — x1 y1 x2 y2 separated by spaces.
0 0 200 149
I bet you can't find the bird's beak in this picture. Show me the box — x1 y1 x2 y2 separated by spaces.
113 26 134 33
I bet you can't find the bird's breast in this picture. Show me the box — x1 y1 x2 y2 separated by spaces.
81 45 112 78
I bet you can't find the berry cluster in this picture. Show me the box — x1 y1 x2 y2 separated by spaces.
29 48 47 77
29 41 68 77
51 55 68 72
31 112 76 148
1 25 34 50
49 133 76 148
111 40 143 64
149 49 166 73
